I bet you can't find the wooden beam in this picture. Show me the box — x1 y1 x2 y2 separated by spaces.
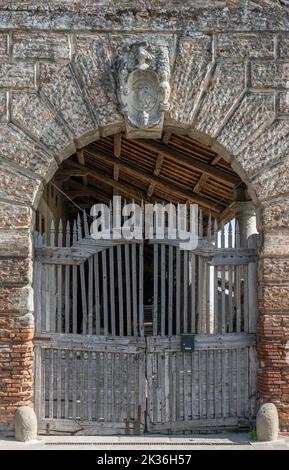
138 140 239 186
194 174 209 194
77 149 88 186
162 132 171 145
114 133 122 158
211 155 222 166
147 154 164 198
64 154 221 213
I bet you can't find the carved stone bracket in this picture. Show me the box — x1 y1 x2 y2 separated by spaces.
116 42 171 139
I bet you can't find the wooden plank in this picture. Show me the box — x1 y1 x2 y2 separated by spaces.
183 250 188 334
48 349 54 419
102 249 109 335
109 247 116 336
176 247 181 335
139 242 144 337
161 243 166 336
153 243 158 336
94 254 100 335
56 349 61 418
125 244 132 336
190 253 196 334
117 246 124 336
168 245 173 336
132 243 138 337
72 222 78 334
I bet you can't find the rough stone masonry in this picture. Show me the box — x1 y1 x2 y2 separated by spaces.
1 0 289 433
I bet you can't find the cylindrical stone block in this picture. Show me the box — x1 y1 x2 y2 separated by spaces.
15 406 37 442
256 403 279 441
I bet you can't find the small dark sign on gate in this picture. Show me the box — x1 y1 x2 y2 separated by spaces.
181 334 195 352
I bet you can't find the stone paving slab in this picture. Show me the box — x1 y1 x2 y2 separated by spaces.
0 433 289 450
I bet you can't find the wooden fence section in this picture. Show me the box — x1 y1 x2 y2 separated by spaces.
34 215 144 337
151 216 258 337
34 336 146 435
146 335 257 433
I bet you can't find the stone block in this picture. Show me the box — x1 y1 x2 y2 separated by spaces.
14 406 37 442
0 160 41 207
169 35 212 124
12 32 70 60
256 403 279 441
0 63 35 90
217 33 274 59
251 62 289 89
11 92 73 158
195 62 245 137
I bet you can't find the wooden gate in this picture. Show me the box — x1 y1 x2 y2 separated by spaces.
33 215 146 434
33 211 258 434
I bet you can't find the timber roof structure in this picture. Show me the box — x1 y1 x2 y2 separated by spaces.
55 133 242 219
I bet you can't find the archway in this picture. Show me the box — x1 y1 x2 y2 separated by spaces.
32 129 259 434
1 9 289 433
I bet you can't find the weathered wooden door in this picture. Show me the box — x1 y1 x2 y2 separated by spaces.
34 213 257 434
146 219 258 433
33 216 146 434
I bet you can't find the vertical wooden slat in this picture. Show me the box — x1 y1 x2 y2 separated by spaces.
57 220 63 333
72 221 78 334
221 223 226 334
65 223 70 334
197 210 203 335
49 349 54 419
228 222 234 333
161 243 166 336
125 244 131 336
235 222 241 333
117 246 124 336
56 349 62 418
78 214 87 335
176 246 181 335
34 233 42 334
153 243 158 336
206 215 212 335
190 252 196 334
109 246 116 336
102 249 109 335
243 264 249 333
139 242 144 337
49 221 56 333
168 245 173 336
183 250 188 334
132 243 138 336
214 219 218 335
94 254 100 335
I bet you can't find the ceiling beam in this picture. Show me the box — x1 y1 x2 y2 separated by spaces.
137 140 239 186
64 153 221 213
194 173 209 194
76 149 88 186
147 153 164 197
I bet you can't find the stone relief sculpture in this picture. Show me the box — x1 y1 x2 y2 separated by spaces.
116 42 171 138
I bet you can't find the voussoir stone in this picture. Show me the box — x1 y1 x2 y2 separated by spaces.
15 406 37 442
256 403 279 441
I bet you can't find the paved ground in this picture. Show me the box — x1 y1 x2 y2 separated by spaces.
0 433 289 450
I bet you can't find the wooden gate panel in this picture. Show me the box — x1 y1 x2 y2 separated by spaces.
146 335 256 433
35 336 146 435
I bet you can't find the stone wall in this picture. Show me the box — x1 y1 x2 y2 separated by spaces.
0 0 289 433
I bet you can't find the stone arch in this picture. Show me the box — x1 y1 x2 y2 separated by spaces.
1 22 289 433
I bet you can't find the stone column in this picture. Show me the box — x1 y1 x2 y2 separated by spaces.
231 201 258 247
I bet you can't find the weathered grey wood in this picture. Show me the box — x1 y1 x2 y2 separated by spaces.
168 245 173 336
139 242 144 337
176 247 181 335
183 250 188 334
102 249 108 335
132 243 138 336
161 243 166 336
117 246 124 336
153 243 158 336
72 222 78 335
109 247 116 336
190 252 196 334
197 255 203 334
248 236 258 334
94 254 100 335
125 244 132 336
